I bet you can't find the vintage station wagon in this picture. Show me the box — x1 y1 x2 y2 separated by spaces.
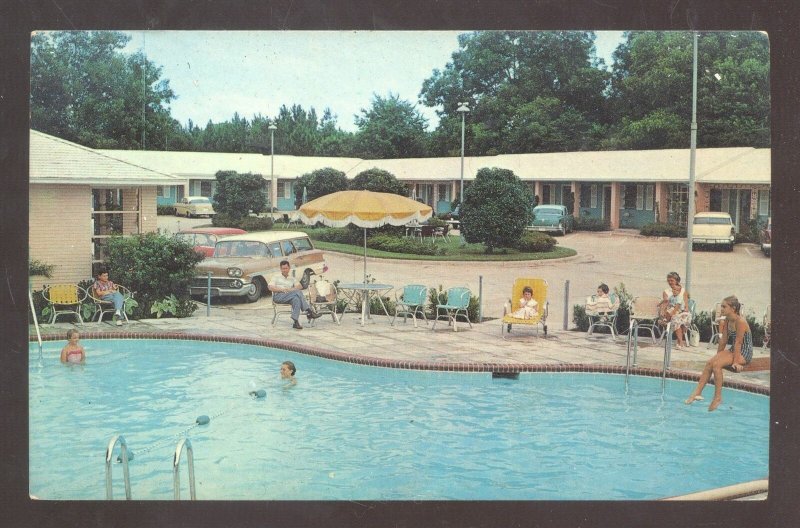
175 227 247 258
189 231 327 302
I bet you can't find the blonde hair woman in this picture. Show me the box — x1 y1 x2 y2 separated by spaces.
684 296 753 411
659 271 691 348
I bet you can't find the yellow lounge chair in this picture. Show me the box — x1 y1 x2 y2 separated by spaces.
501 278 548 338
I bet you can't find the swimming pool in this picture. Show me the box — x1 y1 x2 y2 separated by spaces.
29 338 769 500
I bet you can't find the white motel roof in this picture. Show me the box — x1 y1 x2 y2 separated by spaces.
98 145 769 186
30 130 183 186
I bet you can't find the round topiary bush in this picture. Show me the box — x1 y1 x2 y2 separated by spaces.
514 231 557 253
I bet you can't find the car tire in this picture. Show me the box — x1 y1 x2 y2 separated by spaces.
245 278 264 303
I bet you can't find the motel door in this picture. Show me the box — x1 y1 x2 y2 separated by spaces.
602 186 612 223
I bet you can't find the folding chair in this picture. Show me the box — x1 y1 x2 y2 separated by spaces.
501 278 548 338
42 284 87 324
392 284 429 327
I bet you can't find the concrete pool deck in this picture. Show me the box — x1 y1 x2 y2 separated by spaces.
29 303 770 390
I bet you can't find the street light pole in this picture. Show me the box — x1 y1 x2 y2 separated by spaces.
269 122 277 213
457 102 470 205
685 32 698 293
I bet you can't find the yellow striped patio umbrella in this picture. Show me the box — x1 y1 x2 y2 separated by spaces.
297 190 433 282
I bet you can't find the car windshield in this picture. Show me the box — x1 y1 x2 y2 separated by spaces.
694 216 731 225
535 208 563 215
213 240 271 257
190 197 211 204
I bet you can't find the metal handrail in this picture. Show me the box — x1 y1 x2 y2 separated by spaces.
173 437 197 500
28 286 43 362
105 435 132 499
661 321 673 392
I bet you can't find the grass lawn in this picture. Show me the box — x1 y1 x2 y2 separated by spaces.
277 225 577 261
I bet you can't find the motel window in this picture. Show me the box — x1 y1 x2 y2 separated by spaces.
438 184 449 201
156 186 165 197
91 187 141 268
200 180 213 196
636 185 644 210
591 185 598 208
580 184 591 208
277 182 287 199
645 184 654 211
623 184 637 209
758 190 771 216
542 184 555 204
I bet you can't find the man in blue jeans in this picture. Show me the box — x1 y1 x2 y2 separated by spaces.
93 269 126 326
268 260 321 329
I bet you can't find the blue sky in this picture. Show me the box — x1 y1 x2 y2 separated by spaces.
123 31 625 133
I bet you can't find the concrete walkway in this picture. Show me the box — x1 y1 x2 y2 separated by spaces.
30 302 770 390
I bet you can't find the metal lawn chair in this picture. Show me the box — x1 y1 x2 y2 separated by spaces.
432 287 473 332
392 284 429 327
88 285 134 322
306 279 340 326
42 283 87 324
585 292 619 339
659 297 699 346
501 278 548 338
628 295 662 343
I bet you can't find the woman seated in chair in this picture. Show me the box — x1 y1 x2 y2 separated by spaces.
93 268 126 326
658 271 691 349
511 286 538 319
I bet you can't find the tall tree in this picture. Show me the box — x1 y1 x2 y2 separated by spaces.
30 31 181 149
606 31 769 149
349 168 408 196
420 31 610 155
354 94 428 159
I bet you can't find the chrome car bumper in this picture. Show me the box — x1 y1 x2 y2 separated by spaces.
189 277 250 297
691 237 734 245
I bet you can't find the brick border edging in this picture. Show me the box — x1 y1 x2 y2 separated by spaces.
31 331 770 396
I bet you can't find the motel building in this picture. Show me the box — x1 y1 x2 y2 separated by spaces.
30 129 770 285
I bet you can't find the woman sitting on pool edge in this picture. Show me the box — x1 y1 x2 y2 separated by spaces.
684 295 752 411
511 286 538 319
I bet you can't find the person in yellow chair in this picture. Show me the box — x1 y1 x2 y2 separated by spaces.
511 286 538 319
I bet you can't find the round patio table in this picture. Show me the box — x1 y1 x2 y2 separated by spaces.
337 283 393 326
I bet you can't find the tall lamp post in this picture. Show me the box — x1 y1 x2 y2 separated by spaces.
456 102 470 205
685 32 698 293
269 122 277 213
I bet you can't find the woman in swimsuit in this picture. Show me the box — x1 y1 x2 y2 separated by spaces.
684 295 752 411
60 329 85 364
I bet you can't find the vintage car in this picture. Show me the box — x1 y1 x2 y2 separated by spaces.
691 212 735 251
527 204 574 235
175 227 246 258
189 231 327 302
759 217 771 257
174 196 216 218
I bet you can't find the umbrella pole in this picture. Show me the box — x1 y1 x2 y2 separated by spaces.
363 228 367 283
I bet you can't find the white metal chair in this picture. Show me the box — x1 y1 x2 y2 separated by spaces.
629 295 662 343
88 285 134 323
306 279 340 326
42 284 87 324
585 292 619 339
270 294 296 326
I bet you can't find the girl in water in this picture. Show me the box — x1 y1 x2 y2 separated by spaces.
60 329 85 364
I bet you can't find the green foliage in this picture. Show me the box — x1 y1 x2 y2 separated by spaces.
294 168 349 204
29 259 55 278
348 168 408 196
514 232 557 252
573 304 591 331
157 205 177 216
426 285 480 322
640 222 687 237
427 217 447 228
354 94 428 159
150 294 179 318
104 233 203 319
612 283 634 331
313 228 364 245
573 217 611 231
367 234 443 256
735 218 761 244
239 216 275 231
212 171 268 218
461 167 534 252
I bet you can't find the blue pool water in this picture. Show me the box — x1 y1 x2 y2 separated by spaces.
29 339 769 500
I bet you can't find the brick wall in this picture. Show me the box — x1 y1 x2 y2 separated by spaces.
29 184 93 289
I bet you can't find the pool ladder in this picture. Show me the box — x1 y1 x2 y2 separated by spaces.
105 435 197 500
625 320 673 393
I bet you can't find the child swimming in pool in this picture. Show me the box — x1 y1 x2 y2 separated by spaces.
511 286 538 319
280 360 297 385
60 329 85 364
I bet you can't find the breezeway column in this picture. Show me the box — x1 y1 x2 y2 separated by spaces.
654 182 668 223
534 181 543 205
610 183 621 229
572 182 581 217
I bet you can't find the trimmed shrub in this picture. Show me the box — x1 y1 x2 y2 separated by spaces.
573 304 591 331
640 222 686 237
157 205 177 216
239 216 274 231
314 227 364 245
104 233 203 319
514 231 557 253
573 217 611 231
735 218 761 244
211 212 241 228
426 285 480 322
367 234 442 256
